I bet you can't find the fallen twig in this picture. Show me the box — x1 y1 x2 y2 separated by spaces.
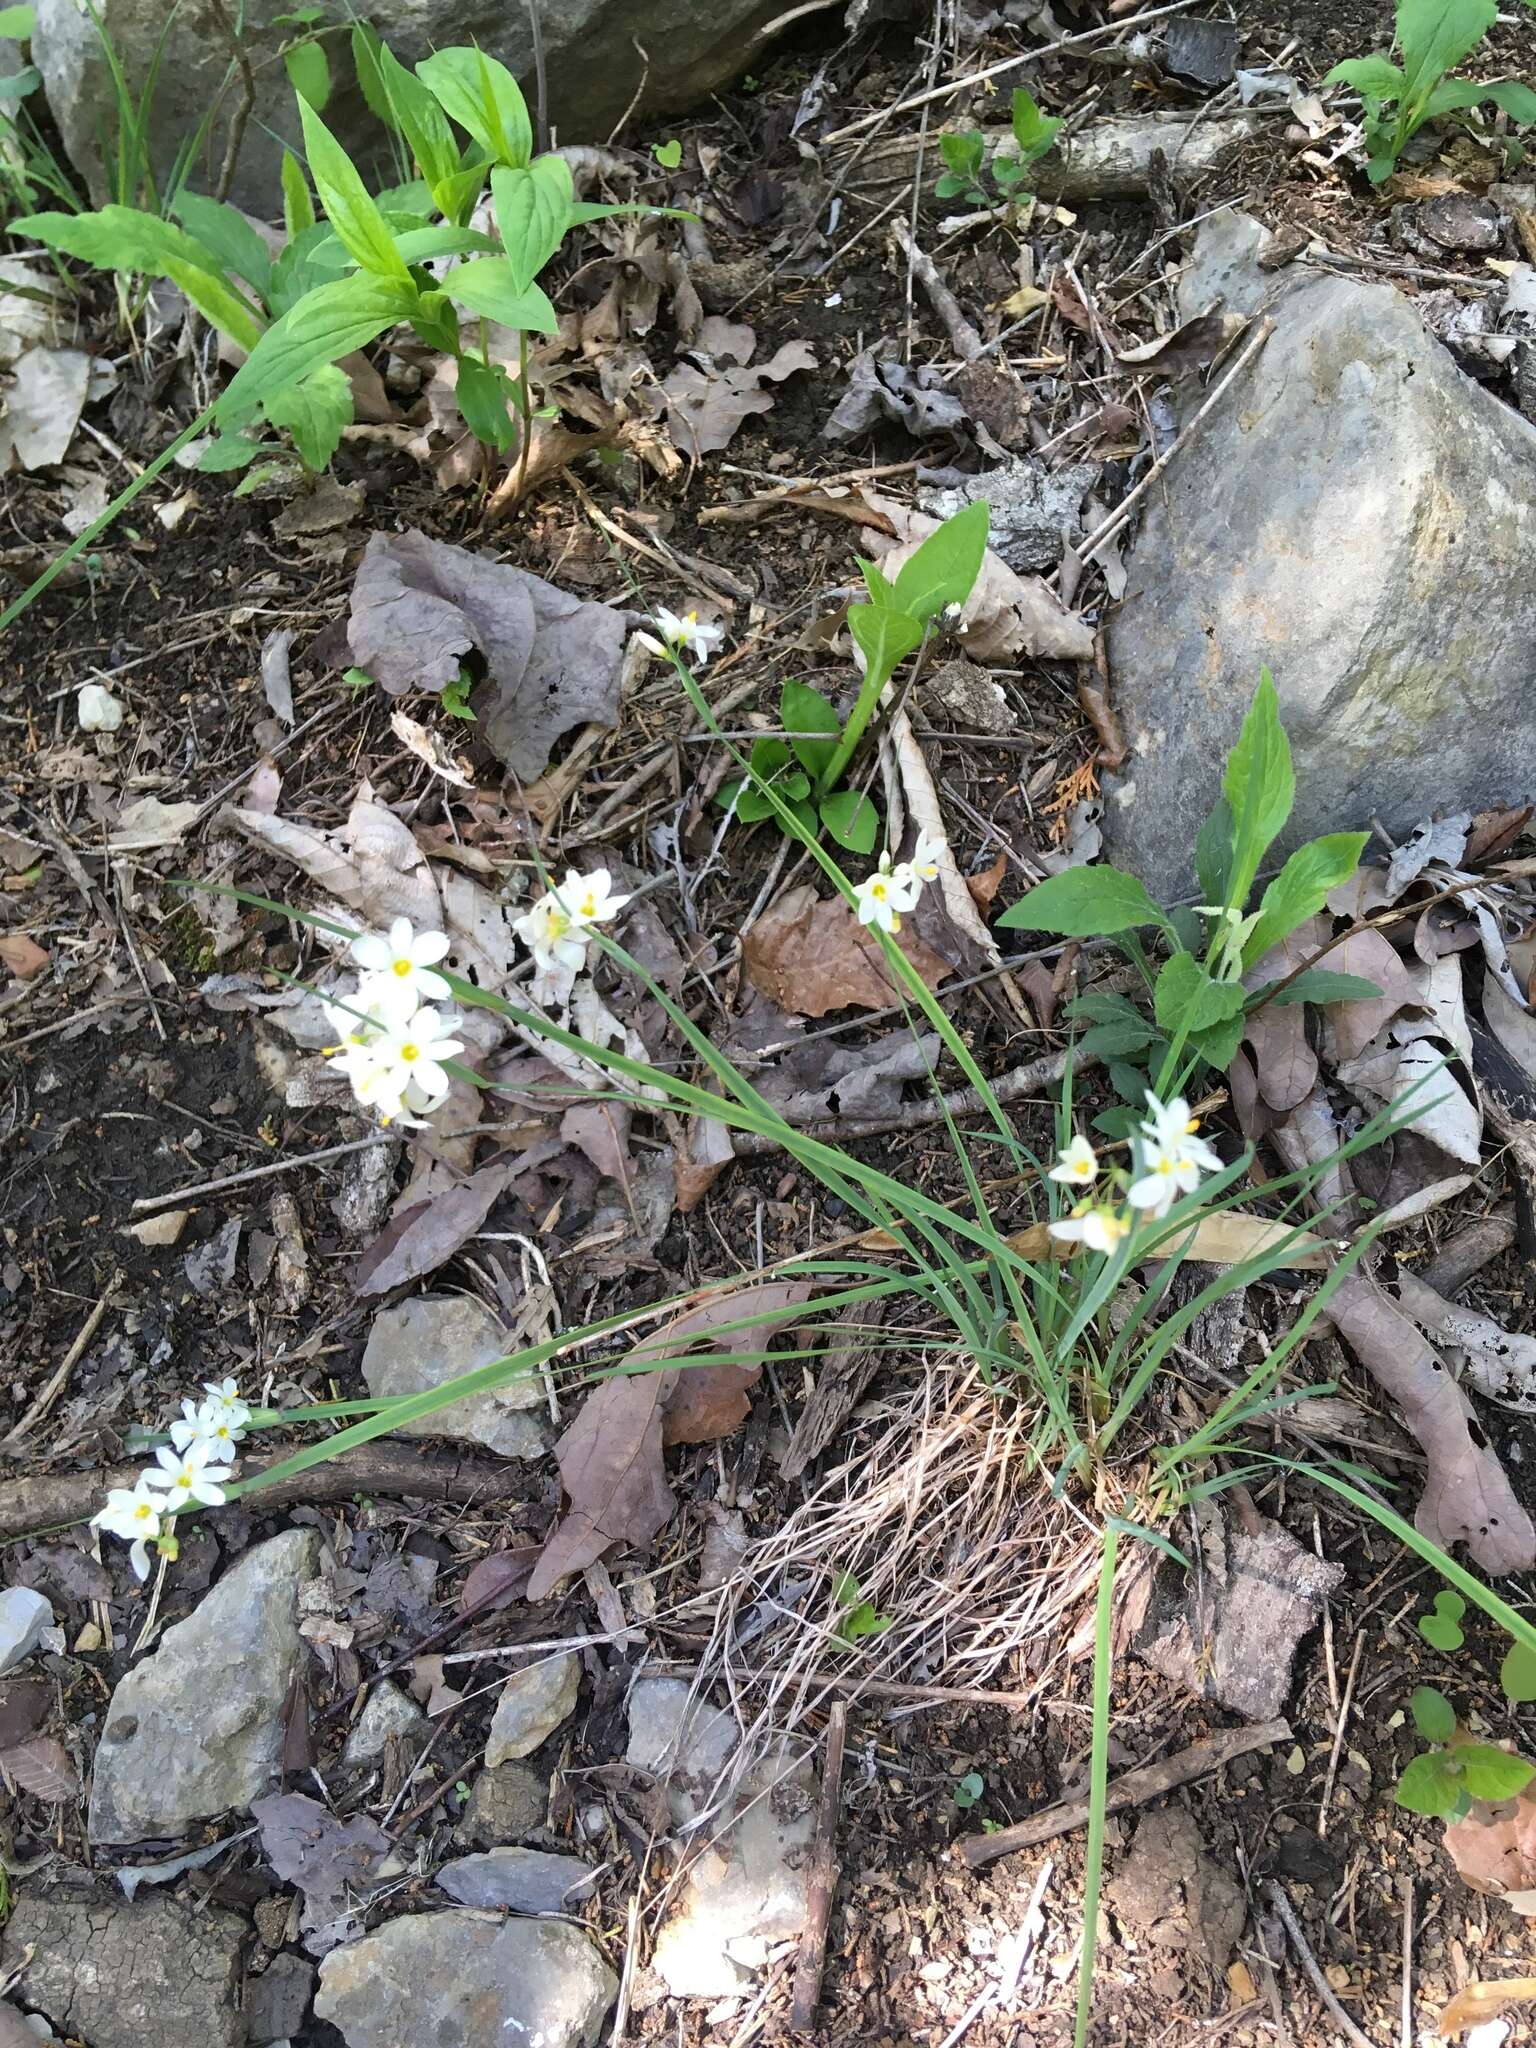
2 1296 111 1453
733 1045 1083 1152
959 1716 1291 1867
790 1700 847 2031
1265 1878 1377 2048
0 1443 528 1542
129 1135 391 1215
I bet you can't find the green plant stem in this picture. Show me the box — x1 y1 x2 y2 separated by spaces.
1075 1521 1118 2048
512 326 533 504
818 627 926 796
0 400 218 633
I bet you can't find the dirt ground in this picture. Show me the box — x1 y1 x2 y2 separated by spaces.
5 1 1536 2043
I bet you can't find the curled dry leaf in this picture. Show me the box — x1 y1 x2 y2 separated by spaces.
1443 1790 1536 1915
527 1279 812 1599
352 1160 519 1299
108 796 202 853
858 491 1094 662
388 710 475 789
1326 1274 1535 1572
0 934 49 980
1319 927 1423 1059
743 883 955 1018
0 346 92 472
662 333 817 456
1391 1267 1536 1414
1242 921 1322 1112
1437 1976 1536 2038
347 529 632 782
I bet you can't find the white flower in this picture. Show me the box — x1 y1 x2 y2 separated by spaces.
551 867 631 929
170 1392 248 1462
322 983 412 1082
638 607 726 668
853 854 921 934
905 828 945 887
143 1439 228 1511
351 1004 464 1122
1049 1201 1131 1255
514 870 631 1010
1048 1135 1099 1187
350 917 452 1005
202 1377 244 1409
1127 1110 1224 1218
77 682 124 733
91 1476 166 1581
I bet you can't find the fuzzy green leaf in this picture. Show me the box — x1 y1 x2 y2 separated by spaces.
1323 54 1406 100
781 677 839 781
1395 1750 1464 1816
1397 0 1496 111
997 865 1168 937
1411 1685 1457 1744
891 498 989 621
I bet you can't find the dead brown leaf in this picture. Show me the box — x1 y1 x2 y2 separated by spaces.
662 335 817 457
352 1160 517 1297
1327 1274 1535 1571
966 850 1007 915
346 529 632 782
743 883 955 1017
0 934 49 979
1437 1975 1536 2037
1444 1791 1536 1910
1242 922 1321 1111
527 1279 812 1599
1319 927 1423 1059
0 1734 79 1801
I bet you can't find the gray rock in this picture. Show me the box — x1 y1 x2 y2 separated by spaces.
1104 210 1536 897
340 1681 429 1767
920 458 1096 573
1163 16 1239 87
485 1653 580 1766
2 1892 246 2048
625 1677 818 1998
0 1589 53 1673
361 1295 545 1460
461 1762 547 1847
314 1911 615 2048
88 1528 319 1844
436 1847 596 1914
30 0 792 214
246 1952 315 2046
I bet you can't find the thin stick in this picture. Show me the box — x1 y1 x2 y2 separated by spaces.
1072 319 1272 566
960 1717 1291 1867
1399 1876 1414 2048
525 0 549 155
207 0 256 204
1265 1879 1376 2048
128 1135 391 1215
652 1654 1041 1709
1317 1633 1364 1837
734 1045 1082 1152
821 0 1199 144
2 1296 111 1452
790 1700 847 2031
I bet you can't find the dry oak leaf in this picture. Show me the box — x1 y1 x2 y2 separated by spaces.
743 883 955 1017
1443 1788 1536 1914
527 1279 812 1599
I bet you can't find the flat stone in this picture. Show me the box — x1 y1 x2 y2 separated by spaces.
314 1911 615 2048
0 1589 53 1673
245 1952 315 2046
436 1847 597 1914
2 1892 246 2048
361 1295 545 1460
1104 209 1536 897
921 457 1096 574
625 1677 818 1999
341 1681 429 1767
485 1653 580 1766
88 1528 319 1844
461 1762 547 1846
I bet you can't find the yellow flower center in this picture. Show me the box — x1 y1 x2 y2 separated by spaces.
134 1502 155 1523
870 880 888 900
392 958 412 977
400 1042 420 1063
577 894 598 918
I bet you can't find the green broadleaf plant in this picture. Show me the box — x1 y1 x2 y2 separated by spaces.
934 88 1062 207
1324 0 1536 183
999 671 1376 1126
719 501 989 855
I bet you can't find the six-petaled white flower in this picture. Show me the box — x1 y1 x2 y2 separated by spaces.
144 1439 228 1512
350 917 453 1005
1049 1201 1131 1255
1049 1136 1099 1187
904 828 945 887
853 855 921 934
638 607 726 668
91 1477 166 1582
351 1005 464 1122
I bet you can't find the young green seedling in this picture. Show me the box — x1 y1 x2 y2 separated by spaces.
998 672 1379 1133
935 88 1062 208
719 500 990 853
1325 0 1536 184
832 1570 893 1645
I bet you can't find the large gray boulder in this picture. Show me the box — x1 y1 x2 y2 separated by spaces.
25 0 788 214
314 1912 615 2048
1103 210 1536 898
89 1528 319 1843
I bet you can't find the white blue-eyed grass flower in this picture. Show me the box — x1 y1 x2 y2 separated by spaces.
144 1439 228 1512
170 1393 248 1462
350 916 453 1005
1128 1091 1223 1218
853 854 921 934
638 607 726 668
904 828 945 887
513 867 632 1008
1048 1135 1099 1187
350 1006 464 1125
1049 1201 1131 1255
91 1478 166 1582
